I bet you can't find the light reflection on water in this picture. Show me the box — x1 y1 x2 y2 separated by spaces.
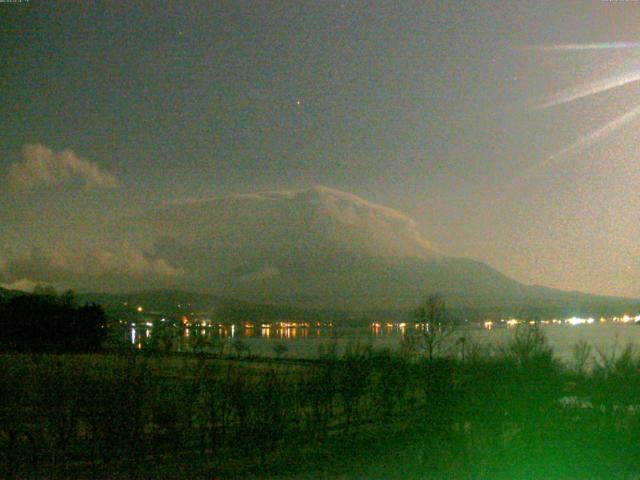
124 322 640 361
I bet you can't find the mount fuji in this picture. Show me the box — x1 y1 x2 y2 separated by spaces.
143 185 638 317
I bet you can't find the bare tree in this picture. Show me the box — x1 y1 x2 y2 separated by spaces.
411 293 454 360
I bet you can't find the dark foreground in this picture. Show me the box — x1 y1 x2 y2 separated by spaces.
2 329 640 479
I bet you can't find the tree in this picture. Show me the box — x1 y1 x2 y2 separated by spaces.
410 293 454 360
0 292 107 352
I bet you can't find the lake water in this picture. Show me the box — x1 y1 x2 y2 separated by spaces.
128 321 640 364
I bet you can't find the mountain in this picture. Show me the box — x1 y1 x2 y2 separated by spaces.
75 289 356 323
144 185 640 318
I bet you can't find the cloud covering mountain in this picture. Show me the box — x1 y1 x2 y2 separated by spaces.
140 186 638 313
149 185 440 271
2 185 445 300
2 184 637 315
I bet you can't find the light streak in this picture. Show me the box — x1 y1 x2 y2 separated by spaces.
543 104 640 165
522 42 640 52
536 70 640 109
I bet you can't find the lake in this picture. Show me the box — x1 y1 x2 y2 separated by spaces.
127 320 640 363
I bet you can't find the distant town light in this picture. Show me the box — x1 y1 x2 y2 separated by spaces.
566 317 586 326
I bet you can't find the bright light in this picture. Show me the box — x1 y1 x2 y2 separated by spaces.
137 306 143 312
566 317 586 326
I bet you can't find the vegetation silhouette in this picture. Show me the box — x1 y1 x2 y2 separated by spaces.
404 293 455 360
4 292 640 478
0 290 107 352
3 326 640 478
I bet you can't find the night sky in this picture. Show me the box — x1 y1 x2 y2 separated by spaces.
2 1 640 297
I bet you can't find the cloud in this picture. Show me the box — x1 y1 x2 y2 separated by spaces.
0 245 183 292
0 279 39 293
1 186 441 298
5 144 118 192
237 265 281 283
154 185 437 255
147 185 440 285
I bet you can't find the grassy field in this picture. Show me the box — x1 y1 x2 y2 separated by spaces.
3 328 640 478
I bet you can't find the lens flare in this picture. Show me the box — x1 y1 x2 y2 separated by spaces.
536 70 640 109
543 103 640 166
522 42 640 52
